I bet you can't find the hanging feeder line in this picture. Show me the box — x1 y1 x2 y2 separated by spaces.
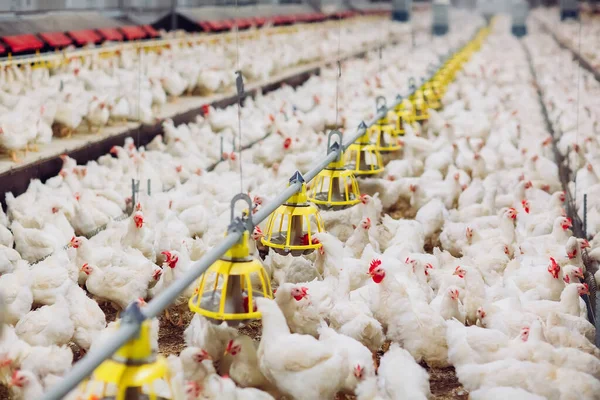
41 24 488 400
522 40 598 343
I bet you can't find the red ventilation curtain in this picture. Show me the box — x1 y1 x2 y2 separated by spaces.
120 26 147 40
68 30 102 45
97 28 124 41
2 34 44 53
39 32 72 48
142 25 159 38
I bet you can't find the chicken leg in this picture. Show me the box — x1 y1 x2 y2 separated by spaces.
9 150 21 163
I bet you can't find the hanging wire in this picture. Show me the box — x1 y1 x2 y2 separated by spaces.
136 46 143 184
335 3 342 128
234 0 243 194
573 14 583 195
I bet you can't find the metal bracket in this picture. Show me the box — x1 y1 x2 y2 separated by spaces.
408 77 417 92
376 95 387 112
220 136 225 160
229 193 253 233
121 301 146 327
327 130 343 160
289 170 305 184
130 179 140 214
235 70 245 98
358 121 367 130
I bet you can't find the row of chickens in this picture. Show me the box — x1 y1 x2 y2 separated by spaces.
0 15 424 164
524 24 600 287
0 12 488 399
533 7 600 71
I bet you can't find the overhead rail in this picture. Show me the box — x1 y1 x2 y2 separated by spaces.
40 23 490 400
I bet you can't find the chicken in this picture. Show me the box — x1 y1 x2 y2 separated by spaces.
274 282 321 337
0 264 33 325
183 314 238 368
66 284 106 351
224 335 281 396
121 211 155 262
11 220 68 263
456 359 600 400
15 296 74 347
317 321 375 393
176 346 215 383
8 370 44 399
445 319 510 366
523 282 589 320
368 262 449 367
82 263 152 310
255 297 349 400
376 343 431 400
430 286 466 323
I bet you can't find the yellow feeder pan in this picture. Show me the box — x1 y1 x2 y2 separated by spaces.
77 320 176 400
262 172 324 256
423 82 441 111
412 92 429 123
394 95 415 136
369 96 401 152
308 130 361 210
189 194 272 326
344 123 385 176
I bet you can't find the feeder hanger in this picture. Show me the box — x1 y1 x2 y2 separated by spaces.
228 193 254 235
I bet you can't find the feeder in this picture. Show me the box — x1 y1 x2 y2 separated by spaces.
76 313 176 400
423 82 441 111
345 122 385 176
308 130 361 210
412 91 429 123
368 96 401 152
189 194 272 326
261 171 324 256
394 95 415 136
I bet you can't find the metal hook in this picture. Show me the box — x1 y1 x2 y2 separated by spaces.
326 130 343 159
408 77 416 91
376 95 387 112
229 193 253 232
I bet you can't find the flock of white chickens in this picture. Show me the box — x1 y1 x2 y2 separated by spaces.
533 8 600 72
0 9 598 400
0 17 415 164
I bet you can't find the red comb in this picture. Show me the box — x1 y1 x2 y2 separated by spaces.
369 259 382 273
